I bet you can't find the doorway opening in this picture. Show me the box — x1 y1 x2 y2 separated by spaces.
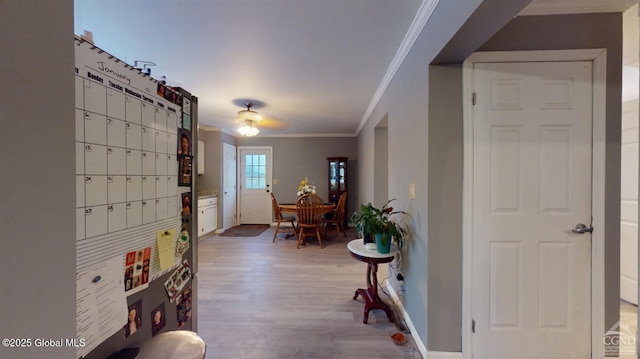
374 114 389 208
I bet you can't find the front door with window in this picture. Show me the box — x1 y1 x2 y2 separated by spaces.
239 147 272 224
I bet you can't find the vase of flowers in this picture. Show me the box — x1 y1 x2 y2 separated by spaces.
351 199 407 251
297 177 317 197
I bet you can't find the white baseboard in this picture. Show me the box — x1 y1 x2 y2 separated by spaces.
386 283 464 359
385 282 428 358
426 352 463 359
620 276 638 305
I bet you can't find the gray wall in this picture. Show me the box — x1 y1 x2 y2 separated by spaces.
479 12 623 342
197 130 224 195
427 65 464 351
355 0 486 351
0 1 76 359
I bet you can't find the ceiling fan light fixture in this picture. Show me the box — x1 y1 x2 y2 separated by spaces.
237 102 262 122
237 108 261 122
237 120 260 137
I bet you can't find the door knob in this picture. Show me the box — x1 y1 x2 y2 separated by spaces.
572 223 593 234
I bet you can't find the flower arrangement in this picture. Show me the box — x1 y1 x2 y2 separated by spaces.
297 177 317 196
351 199 407 249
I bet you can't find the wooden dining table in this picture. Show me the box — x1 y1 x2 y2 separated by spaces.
279 202 336 245
278 203 335 214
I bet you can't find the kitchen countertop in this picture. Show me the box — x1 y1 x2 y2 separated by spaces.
197 194 217 199
197 189 218 199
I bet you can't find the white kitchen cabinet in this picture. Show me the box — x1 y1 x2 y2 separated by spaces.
198 196 217 237
197 140 205 175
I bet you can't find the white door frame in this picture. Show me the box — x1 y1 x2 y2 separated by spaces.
222 142 237 230
461 49 607 359
237 146 273 224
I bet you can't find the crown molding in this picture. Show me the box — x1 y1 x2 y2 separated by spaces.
213 127 357 138
198 124 220 132
356 0 440 136
518 0 635 16
254 133 357 138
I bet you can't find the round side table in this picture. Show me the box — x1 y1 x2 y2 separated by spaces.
347 239 397 324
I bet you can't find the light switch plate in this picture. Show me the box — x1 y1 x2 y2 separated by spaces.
409 183 416 199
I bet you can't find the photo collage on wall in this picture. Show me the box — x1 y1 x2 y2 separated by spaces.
176 285 192 329
179 94 192 187
180 190 192 255
156 83 194 330
177 127 192 187
123 248 152 295
157 83 192 187
163 260 192 303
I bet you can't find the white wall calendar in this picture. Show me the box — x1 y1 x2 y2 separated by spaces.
74 36 190 278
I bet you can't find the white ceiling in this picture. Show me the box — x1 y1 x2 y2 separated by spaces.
75 0 422 136
74 0 637 137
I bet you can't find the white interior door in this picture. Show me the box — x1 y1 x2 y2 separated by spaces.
238 146 272 224
222 143 237 230
471 61 593 358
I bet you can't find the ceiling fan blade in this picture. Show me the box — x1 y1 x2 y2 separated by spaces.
229 99 289 132
258 117 289 130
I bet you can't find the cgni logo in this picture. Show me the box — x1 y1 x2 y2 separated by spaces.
603 321 636 357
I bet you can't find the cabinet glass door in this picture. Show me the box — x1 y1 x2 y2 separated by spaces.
330 161 338 191
338 161 346 192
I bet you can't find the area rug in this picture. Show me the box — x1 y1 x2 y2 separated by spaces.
219 224 270 237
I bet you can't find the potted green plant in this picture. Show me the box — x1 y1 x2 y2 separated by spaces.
351 199 407 253
350 203 377 244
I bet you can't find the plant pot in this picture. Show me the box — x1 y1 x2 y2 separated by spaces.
375 233 391 254
363 233 375 245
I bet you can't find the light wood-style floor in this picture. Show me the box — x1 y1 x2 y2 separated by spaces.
620 300 637 359
197 227 420 359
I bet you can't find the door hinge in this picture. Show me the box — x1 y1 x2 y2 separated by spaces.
472 319 476 333
472 92 477 106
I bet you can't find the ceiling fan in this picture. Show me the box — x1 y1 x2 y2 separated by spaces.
233 99 288 136
236 102 262 136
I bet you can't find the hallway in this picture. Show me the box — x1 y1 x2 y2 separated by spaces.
197 228 420 358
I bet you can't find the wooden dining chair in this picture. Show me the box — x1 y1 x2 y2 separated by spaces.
270 193 297 243
296 194 325 248
322 192 347 239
